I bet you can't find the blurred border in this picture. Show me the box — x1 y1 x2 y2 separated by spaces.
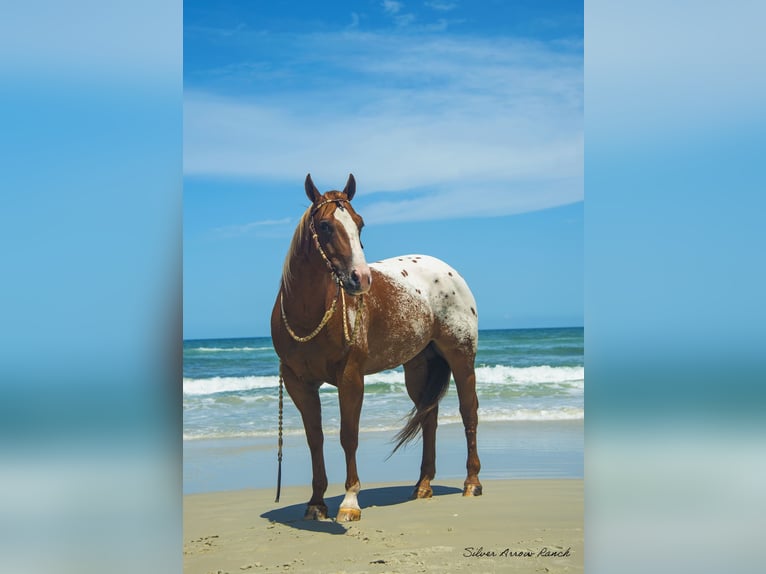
586 1 766 573
1 1 765 573
1 2 181 573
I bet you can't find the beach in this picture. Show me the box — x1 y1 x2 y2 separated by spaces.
183 329 584 572
183 419 583 573
184 478 583 574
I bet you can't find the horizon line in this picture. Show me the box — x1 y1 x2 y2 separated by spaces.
183 325 584 343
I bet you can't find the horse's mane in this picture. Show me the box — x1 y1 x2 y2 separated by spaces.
281 207 312 294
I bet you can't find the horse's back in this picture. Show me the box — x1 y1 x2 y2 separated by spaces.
367 255 478 364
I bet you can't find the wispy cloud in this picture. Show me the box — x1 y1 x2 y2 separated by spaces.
425 1 458 11
184 31 582 223
212 217 292 239
186 22 247 39
382 1 403 15
362 179 581 225
380 0 416 27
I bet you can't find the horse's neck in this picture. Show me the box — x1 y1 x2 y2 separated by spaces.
282 254 338 328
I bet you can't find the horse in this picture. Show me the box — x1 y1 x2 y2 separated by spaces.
270 173 482 522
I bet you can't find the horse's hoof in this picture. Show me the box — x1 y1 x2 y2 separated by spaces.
336 507 361 522
304 504 328 520
412 486 433 499
463 484 483 497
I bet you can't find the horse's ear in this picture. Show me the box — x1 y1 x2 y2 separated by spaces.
305 173 321 204
342 173 356 201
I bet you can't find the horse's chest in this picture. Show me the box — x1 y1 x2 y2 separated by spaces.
276 335 349 383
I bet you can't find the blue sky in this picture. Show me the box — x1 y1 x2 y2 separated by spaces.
183 0 583 339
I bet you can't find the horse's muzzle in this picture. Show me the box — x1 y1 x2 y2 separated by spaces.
345 266 372 295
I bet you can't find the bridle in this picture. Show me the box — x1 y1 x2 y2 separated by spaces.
279 197 365 346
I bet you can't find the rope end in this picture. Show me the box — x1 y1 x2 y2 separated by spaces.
275 364 284 504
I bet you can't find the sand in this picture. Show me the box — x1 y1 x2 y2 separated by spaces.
184 478 583 573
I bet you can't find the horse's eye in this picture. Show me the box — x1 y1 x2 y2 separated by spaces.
318 220 332 234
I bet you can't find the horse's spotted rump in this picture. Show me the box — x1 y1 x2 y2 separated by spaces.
370 254 478 352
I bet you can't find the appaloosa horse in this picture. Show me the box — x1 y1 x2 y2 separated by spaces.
270 174 482 522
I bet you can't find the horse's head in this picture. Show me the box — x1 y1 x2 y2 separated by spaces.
305 173 372 295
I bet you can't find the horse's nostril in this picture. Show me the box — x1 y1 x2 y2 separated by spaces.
351 270 360 283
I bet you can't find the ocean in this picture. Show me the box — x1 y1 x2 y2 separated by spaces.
183 327 584 442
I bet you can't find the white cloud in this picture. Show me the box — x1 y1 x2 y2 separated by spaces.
362 179 582 225
382 1 403 15
425 1 458 11
380 0 416 27
212 218 292 238
184 32 582 223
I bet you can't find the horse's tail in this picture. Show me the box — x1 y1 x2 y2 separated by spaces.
390 351 451 456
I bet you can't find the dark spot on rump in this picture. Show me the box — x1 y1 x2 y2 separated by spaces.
434 278 439 283
401 269 408 277
411 259 418 263
470 307 476 316
398 258 403 261
448 271 453 276
452 291 456 295
416 289 421 294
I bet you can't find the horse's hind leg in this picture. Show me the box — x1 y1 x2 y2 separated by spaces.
437 344 483 496
282 366 328 519
403 346 451 499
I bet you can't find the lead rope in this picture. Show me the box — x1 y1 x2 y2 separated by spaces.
275 363 284 503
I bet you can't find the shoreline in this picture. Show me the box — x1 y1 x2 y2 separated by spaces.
184 419 583 495
184 477 583 573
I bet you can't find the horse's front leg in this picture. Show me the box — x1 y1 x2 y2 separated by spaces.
336 371 364 522
282 368 328 519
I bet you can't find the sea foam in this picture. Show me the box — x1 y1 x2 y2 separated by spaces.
184 364 584 397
